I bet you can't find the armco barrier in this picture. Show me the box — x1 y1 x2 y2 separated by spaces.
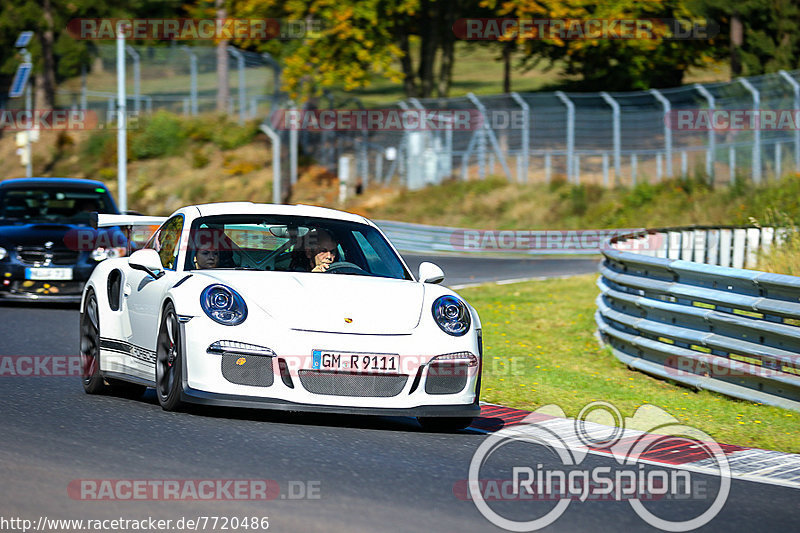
596 226 800 411
375 220 632 255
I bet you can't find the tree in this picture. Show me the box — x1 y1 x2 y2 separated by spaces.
697 0 800 77
491 0 719 91
231 0 494 100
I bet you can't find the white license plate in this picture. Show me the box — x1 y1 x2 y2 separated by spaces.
312 350 399 373
25 267 73 280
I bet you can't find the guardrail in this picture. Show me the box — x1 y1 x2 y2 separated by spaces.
376 220 630 256
595 226 800 411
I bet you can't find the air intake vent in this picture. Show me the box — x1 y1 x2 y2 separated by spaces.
221 353 274 387
298 370 408 397
424 362 468 395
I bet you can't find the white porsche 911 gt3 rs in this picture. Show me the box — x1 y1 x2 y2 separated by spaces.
80 202 482 430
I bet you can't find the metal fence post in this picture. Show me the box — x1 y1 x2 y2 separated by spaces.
778 70 800 173
289 103 298 186
631 153 638 185
80 64 87 111
656 153 663 181
544 152 551 183
775 143 782 179
681 151 688 176
729 146 736 181
602 153 609 186
649 89 673 178
467 93 512 180
738 78 762 183
181 46 198 116
555 91 574 183
259 124 282 204
600 92 621 185
228 47 247 125
510 92 529 183
694 84 716 182
125 45 140 115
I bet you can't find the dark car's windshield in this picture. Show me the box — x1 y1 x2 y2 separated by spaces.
183 214 412 280
0 187 116 224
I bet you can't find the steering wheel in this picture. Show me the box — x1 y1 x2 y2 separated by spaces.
325 261 367 274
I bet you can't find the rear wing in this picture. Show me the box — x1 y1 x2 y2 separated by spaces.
91 213 168 229
90 213 168 254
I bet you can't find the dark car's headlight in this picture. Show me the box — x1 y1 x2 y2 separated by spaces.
0 247 6 261
91 247 126 261
201 284 248 326
432 295 470 336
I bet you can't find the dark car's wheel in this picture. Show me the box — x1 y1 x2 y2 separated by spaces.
417 417 474 432
80 289 107 394
156 303 184 411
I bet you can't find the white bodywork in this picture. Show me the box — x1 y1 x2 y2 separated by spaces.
82 203 482 416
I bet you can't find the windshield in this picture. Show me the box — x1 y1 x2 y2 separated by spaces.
0 187 116 224
184 215 412 280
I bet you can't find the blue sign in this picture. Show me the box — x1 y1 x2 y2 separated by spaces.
9 63 32 98
15 31 33 48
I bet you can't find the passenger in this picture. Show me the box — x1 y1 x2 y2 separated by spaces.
192 241 220 269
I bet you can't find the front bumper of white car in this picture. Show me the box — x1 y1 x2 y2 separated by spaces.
178 318 482 417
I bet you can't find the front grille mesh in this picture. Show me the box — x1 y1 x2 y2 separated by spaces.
221 353 274 387
298 370 408 397
16 247 79 265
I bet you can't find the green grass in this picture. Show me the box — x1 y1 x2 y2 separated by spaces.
351 175 800 231
459 274 800 453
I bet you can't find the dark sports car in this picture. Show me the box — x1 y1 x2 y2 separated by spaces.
0 178 123 302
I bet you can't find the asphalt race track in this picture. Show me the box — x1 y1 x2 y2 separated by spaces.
0 257 796 532
401 253 601 287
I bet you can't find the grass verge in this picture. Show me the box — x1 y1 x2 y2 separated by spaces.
459 274 799 453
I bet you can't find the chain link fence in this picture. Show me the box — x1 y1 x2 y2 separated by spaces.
20 43 284 125
289 69 800 192
4 42 799 195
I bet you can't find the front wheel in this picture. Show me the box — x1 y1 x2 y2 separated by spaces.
417 417 474 432
80 290 107 394
156 303 184 411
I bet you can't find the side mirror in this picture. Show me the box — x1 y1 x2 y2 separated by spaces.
129 249 165 279
418 261 444 284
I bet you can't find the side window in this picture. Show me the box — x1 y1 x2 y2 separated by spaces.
146 216 184 270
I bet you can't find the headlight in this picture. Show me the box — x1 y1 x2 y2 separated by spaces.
91 247 127 261
201 284 248 326
432 295 471 336
430 352 478 367
0 247 6 261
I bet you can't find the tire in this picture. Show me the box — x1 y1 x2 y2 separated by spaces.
156 302 184 411
417 417 474 432
80 289 107 394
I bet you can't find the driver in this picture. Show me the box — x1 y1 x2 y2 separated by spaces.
290 228 338 272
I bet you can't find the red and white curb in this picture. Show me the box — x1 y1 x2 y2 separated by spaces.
470 403 800 490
